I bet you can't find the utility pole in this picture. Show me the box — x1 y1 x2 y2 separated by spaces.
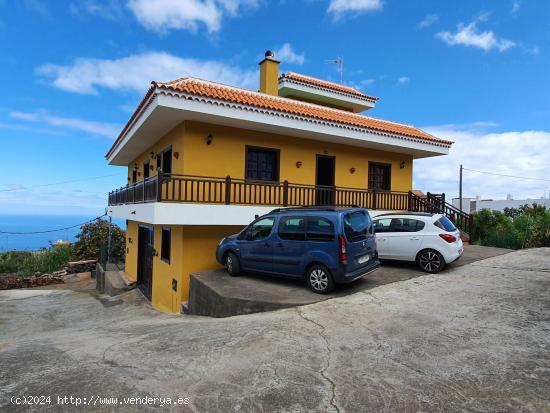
107 214 112 264
459 164 463 212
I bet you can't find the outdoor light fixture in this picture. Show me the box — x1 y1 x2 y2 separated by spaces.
400 161 406 169
296 161 303 168
174 151 179 159
128 237 133 244
206 133 214 145
150 165 154 171
350 167 356 174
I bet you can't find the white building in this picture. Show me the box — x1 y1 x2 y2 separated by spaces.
452 196 550 213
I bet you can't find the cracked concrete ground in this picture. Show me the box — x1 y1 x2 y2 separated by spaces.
1 248 549 412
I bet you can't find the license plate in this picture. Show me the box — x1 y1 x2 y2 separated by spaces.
358 255 370 264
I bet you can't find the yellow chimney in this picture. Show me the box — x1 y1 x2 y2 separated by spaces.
259 50 279 96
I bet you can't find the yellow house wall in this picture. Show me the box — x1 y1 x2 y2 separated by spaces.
127 123 185 182
125 220 138 281
150 224 184 314
180 225 243 302
182 121 413 192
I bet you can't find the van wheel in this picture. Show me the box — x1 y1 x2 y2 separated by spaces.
416 249 446 273
225 252 241 276
306 265 335 294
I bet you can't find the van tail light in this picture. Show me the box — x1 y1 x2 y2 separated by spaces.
439 233 456 243
339 235 348 262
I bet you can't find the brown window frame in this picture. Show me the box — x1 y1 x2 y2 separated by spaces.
368 162 392 191
161 227 171 264
244 145 280 183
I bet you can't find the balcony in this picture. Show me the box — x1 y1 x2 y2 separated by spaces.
108 173 471 233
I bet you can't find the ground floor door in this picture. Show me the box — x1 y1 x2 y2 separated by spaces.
137 226 154 300
316 155 335 205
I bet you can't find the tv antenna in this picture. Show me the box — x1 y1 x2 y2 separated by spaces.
325 56 344 84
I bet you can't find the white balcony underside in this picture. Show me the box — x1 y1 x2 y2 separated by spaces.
107 202 397 226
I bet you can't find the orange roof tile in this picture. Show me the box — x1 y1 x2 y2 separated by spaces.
107 77 452 158
280 72 378 102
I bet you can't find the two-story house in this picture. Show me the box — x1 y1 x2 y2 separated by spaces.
106 50 458 314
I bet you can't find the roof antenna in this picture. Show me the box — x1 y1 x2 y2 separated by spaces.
325 56 344 84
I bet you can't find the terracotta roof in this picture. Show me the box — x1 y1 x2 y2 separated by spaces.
107 77 452 158
279 72 378 102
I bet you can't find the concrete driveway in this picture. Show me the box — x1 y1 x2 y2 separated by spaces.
1 248 549 412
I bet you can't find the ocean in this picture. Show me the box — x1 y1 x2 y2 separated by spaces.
0 215 126 252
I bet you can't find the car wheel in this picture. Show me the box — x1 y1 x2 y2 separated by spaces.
416 249 446 273
225 252 241 276
306 265 335 294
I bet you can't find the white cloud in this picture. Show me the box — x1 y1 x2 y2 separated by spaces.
127 0 258 33
414 126 550 199
397 76 410 85
512 0 521 13
36 51 258 95
274 43 305 65
327 0 382 19
417 13 439 29
9 111 120 139
437 21 516 52
69 0 124 20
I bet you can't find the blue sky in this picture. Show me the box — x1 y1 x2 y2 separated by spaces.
0 0 549 216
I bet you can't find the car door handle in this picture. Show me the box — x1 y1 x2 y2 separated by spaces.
410 237 420 240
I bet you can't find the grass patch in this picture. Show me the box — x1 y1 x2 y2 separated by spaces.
0 245 74 277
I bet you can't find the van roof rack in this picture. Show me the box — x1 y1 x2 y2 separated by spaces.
269 205 360 213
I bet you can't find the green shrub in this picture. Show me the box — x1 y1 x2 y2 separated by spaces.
72 219 125 263
471 204 550 249
0 245 74 277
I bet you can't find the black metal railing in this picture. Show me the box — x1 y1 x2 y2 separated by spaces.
108 173 472 234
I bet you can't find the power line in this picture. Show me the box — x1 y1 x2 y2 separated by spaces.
462 168 550 182
0 173 121 192
0 214 106 235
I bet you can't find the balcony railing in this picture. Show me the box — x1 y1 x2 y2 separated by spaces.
108 172 472 233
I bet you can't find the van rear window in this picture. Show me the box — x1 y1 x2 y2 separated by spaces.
344 211 371 242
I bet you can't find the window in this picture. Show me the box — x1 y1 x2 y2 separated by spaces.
368 163 391 191
278 217 306 241
244 217 275 241
373 218 392 233
434 216 457 232
344 211 371 241
374 218 426 233
306 216 335 242
161 227 171 263
143 161 150 179
162 147 172 174
246 147 279 182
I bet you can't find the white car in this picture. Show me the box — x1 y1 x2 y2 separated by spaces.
372 213 463 273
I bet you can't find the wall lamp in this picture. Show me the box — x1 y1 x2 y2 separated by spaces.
296 161 303 168
206 133 214 145
400 161 406 169
174 151 180 159
350 167 356 174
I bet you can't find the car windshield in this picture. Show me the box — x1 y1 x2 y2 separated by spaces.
434 216 457 232
343 211 371 242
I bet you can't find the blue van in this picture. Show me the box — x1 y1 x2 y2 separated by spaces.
216 207 380 294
